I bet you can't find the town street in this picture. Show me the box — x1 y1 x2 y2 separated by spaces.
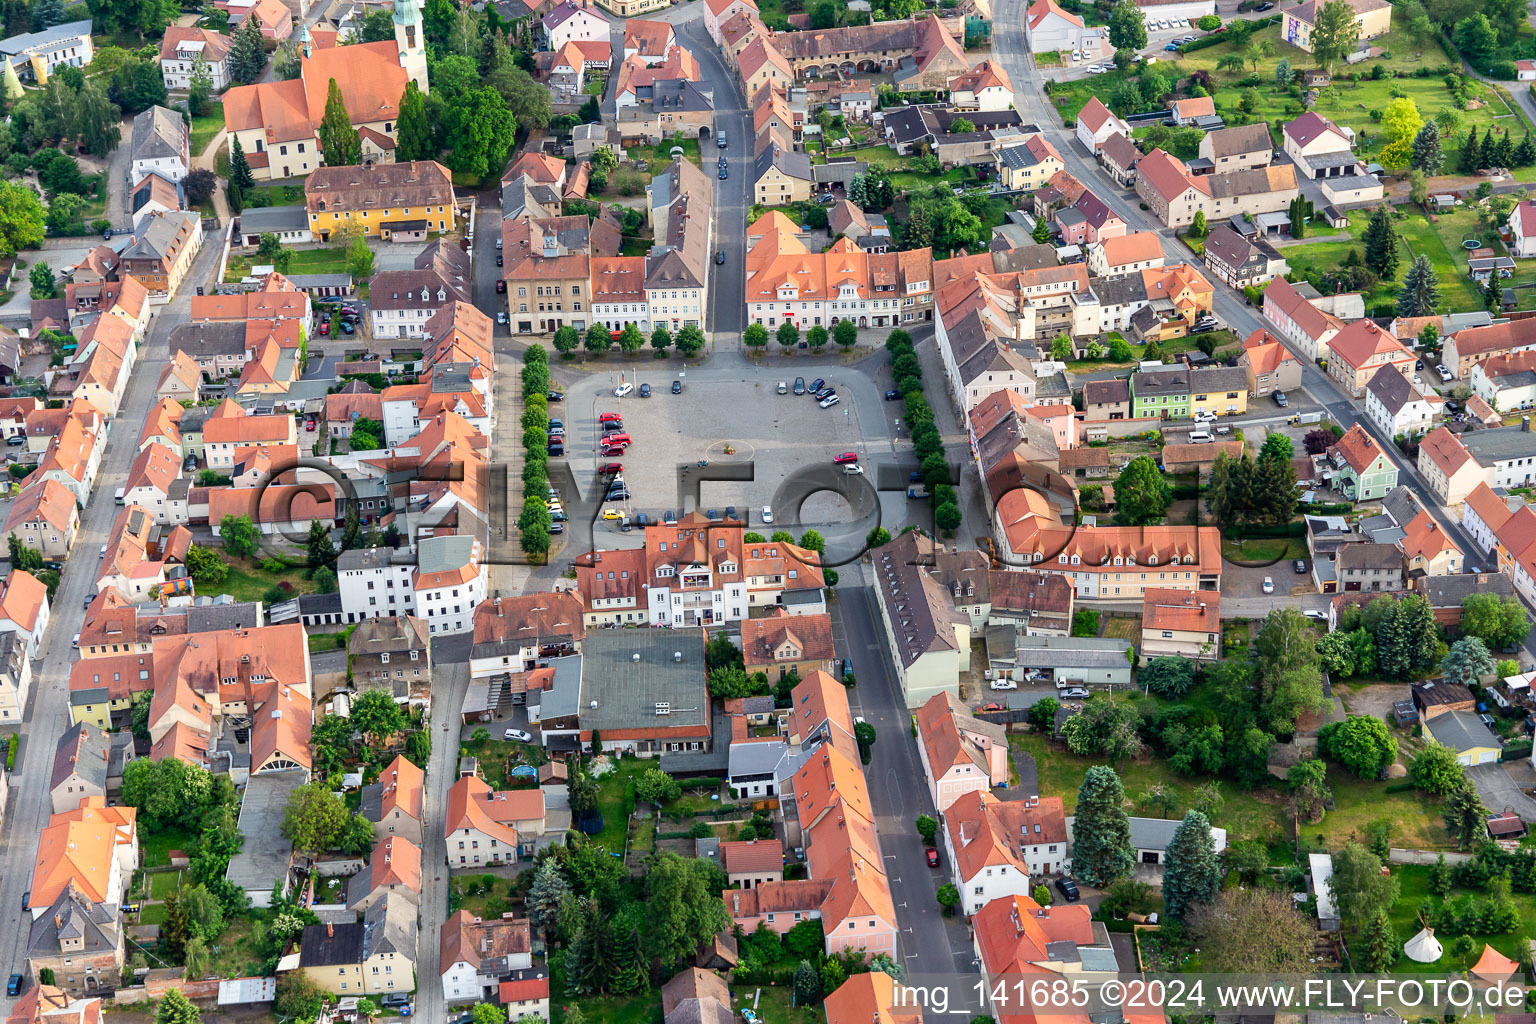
0 232 226 988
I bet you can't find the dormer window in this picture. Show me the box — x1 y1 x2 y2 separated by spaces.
381 652 390 663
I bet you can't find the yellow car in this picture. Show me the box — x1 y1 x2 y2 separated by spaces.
601 508 623 520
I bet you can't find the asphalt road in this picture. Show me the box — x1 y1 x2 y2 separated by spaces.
0 230 229 1011
834 580 982 1013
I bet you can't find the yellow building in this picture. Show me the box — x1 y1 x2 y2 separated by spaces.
298 894 417 996
304 160 457 241
994 136 1063 192
1188 366 1249 418
753 144 813 206
1281 0 1391 53
594 0 667 14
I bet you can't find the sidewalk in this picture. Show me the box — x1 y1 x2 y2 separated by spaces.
191 126 232 226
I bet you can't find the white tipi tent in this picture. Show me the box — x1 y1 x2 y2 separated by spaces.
1404 926 1443 963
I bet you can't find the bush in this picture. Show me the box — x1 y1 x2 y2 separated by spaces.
1489 61 1519 80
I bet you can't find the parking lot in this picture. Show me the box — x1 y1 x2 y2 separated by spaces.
555 367 922 547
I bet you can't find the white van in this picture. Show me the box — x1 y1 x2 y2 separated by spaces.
114 487 125 505
1188 429 1214 444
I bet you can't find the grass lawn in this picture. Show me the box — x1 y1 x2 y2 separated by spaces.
1220 535 1307 561
140 827 197 869
241 184 304 207
225 245 349 282
1010 733 1290 843
136 902 169 927
1401 205 1505 312
1357 862 1536 972
314 875 346 904
449 874 516 918
1102 615 1140 642
220 557 316 604
148 871 182 899
189 102 224 158
583 74 606 96
462 735 545 789
650 137 702 168
307 627 351 654
560 996 660 1024
205 914 266 977
746 985 822 1024
591 757 649 852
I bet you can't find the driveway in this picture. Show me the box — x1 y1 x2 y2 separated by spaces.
1467 763 1536 821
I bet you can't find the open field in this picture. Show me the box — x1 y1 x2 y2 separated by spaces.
225 245 350 282
1357 863 1536 972
190 102 224 157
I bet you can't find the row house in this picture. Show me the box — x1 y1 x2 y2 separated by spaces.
1418 421 1536 505
1365 363 1444 437
368 240 471 340
914 690 1007 814
645 158 714 332
1262 276 1345 362
1470 349 1536 411
1443 318 1536 380
745 212 933 329
944 792 1068 915
1327 319 1414 398
1461 484 1536 605
1135 148 1299 231
120 212 203 299
1239 329 1303 397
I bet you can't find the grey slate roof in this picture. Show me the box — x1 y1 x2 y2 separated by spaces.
1414 571 1514 607
1364 364 1422 417
728 738 788 780
27 888 121 960
1204 122 1271 159
417 534 476 574
1132 364 1190 397
1188 365 1248 394
1011 635 1133 668
131 106 185 163
186 599 264 633
1462 423 1536 465
1380 485 1423 528
0 19 91 67
123 211 198 261
579 630 709 734
1337 542 1403 571
1425 709 1500 753
239 205 310 235
50 721 112 794
754 144 813 185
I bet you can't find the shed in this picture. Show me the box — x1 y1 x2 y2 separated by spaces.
1309 852 1339 931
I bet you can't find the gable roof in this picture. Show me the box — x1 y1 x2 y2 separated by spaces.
1285 111 1351 149
1027 0 1082 29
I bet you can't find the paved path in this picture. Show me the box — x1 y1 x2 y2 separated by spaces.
1467 763 1536 822
416 650 472 1023
191 126 233 226
0 230 227 1013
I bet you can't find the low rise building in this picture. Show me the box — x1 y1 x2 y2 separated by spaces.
296 894 417 995
1365 363 1443 437
944 792 1067 915
915 691 1008 813
1140 587 1220 661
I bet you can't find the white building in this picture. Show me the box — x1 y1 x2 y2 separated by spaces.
1364 364 1443 438
943 791 1068 916
542 1 608 52
1075 98 1129 154
338 547 418 623
1508 199 1536 258
0 569 50 665
413 535 485 636
129 106 190 185
0 19 93 83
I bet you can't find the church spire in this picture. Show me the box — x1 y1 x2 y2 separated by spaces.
301 22 312 58
392 0 429 93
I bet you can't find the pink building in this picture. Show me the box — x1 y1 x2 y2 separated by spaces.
914 691 1009 814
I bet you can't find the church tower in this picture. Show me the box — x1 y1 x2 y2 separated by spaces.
393 0 430 93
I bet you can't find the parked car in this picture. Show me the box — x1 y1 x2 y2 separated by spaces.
793 377 806 395
547 391 564 402
809 378 826 393
777 381 789 394
715 250 726 265
833 451 859 464
672 379 682 394
925 848 940 868
607 488 631 501
1059 686 1090 698
339 321 355 334
496 311 508 324
1273 391 1288 407
979 702 1005 712
496 279 506 293
1262 576 1275 594
614 381 633 397
72 632 80 648
719 165 727 179
1304 609 1328 621
599 462 623 474
761 505 773 524
7 974 21 997
1055 878 1081 902
503 728 532 742
884 389 901 400
1294 559 1307 574
820 394 840 408
989 678 1018 690
601 508 623 520
319 320 331 335
639 383 652 397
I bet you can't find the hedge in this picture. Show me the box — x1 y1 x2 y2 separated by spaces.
1503 741 1533 762
4 734 14 771
1177 14 1280 53
1223 520 1305 539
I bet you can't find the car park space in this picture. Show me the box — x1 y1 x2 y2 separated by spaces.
567 372 893 536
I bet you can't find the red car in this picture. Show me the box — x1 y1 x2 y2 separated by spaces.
598 462 623 475
599 412 622 423
926 848 940 868
833 451 858 464
980 702 1004 712
318 320 331 335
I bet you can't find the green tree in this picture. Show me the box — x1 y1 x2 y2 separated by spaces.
1253 608 1328 733
346 232 375 279
617 323 646 352
1460 593 1530 649
1161 811 1221 920
219 515 259 557
834 319 859 349
743 323 768 349
1287 757 1332 824
227 15 266 83
178 883 225 942
1377 97 1423 171
935 883 959 912
1141 657 1196 698
526 858 570 939
1189 209 1207 238
806 325 829 350
1428 854 1453 898
154 990 202 1024
1310 0 1362 72
793 959 822 1005
1440 635 1494 687
1108 0 1148 50
1410 122 1443 174
650 324 672 353
1453 13 1499 62
281 780 354 857
444 87 518 179
915 814 939 845
1361 205 1399 280
1288 195 1311 239
1357 908 1398 971
395 81 432 161
675 324 705 357
318 77 361 166
350 688 407 745
777 321 799 348
274 974 324 1022
1409 742 1466 795
948 117 976 134
1329 842 1397 931
1443 779 1490 849
553 325 580 355
634 767 681 806
28 261 55 299
585 323 611 354
1072 766 1134 888
1320 714 1397 778
1113 455 1171 525
1397 254 1441 318
1032 216 1053 244
1259 432 1294 463
0 181 46 255
643 852 731 968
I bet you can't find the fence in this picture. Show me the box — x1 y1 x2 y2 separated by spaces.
1389 848 1474 866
